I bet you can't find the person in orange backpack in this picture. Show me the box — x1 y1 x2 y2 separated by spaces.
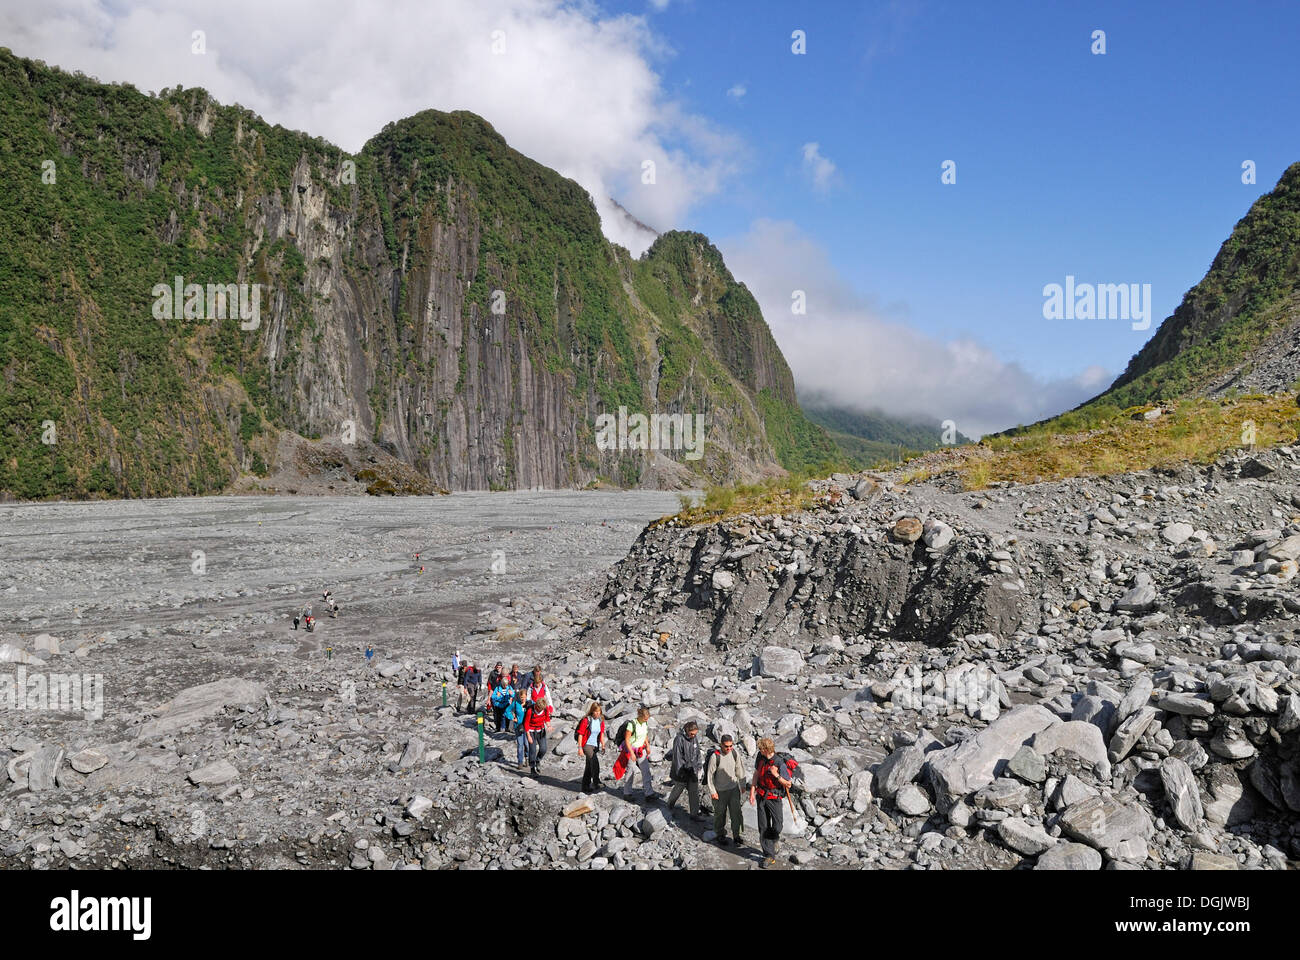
749 737 793 868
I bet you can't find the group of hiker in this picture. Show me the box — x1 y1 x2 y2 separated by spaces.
451 650 798 868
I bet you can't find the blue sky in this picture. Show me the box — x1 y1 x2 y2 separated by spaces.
7 0 1298 432
614 0 1300 402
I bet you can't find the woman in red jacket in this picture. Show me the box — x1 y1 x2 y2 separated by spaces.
576 702 606 794
523 695 554 777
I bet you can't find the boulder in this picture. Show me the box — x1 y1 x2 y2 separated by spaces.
924 705 1059 808
28 746 64 792
1031 721 1111 780
138 677 267 741
1108 706 1157 763
1035 842 1103 870
1059 795 1154 857
997 817 1057 856
754 646 804 679
187 759 239 786
797 764 840 794
895 783 932 816
1154 692 1214 718
1158 757 1203 830
892 517 923 543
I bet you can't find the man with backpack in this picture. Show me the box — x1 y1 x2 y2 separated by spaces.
506 695 527 764
455 661 469 713
705 734 747 847
666 721 707 821
611 706 659 803
749 737 795 868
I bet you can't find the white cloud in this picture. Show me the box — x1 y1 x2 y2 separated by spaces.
648 0 672 10
801 141 836 193
726 83 746 99
721 220 1110 437
0 0 738 255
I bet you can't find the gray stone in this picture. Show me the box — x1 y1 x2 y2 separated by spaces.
1117 585 1157 612
799 723 828 748
188 759 239 786
138 677 267 741
1108 706 1157 763
406 796 433 819
874 741 930 800
754 646 803 679
895 783 932 816
1049 774 1098 811
28 746 64 792
997 817 1057 856
1189 851 1239 870
1158 757 1203 830
925 704 1059 808
1059 795 1154 856
68 748 109 774
1154 692 1214 718
1032 721 1112 780
1007 744 1046 783
640 809 668 837
1115 674 1153 724
1035 842 1103 870
797 763 839 794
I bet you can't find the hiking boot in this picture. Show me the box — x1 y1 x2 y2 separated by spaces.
733 834 745 847
717 836 732 847
760 857 776 869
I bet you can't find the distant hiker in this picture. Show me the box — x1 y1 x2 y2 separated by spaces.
451 650 461 676
612 706 659 803
523 695 553 777
666 721 707 821
526 666 548 705
293 604 312 630
506 695 528 762
576 702 607 794
322 590 339 618
706 734 747 847
464 664 483 714
750 738 794 868
489 676 513 732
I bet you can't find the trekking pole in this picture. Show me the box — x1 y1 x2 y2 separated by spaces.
477 712 485 763
784 786 800 824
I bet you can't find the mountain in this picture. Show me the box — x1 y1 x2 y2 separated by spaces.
800 394 973 467
1050 162 1300 426
0 48 837 499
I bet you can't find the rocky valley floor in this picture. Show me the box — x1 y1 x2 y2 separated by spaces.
2 448 1299 871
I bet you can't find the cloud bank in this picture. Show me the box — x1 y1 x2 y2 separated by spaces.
721 221 1110 437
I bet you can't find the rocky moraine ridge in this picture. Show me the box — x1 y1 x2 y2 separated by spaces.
2 448 1299 870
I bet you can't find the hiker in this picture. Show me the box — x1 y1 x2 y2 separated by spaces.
576 702 606 794
506 695 528 761
526 666 548 705
705 734 747 847
666 721 707 821
451 649 461 676
455 661 469 712
487 661 504 690
523 695 553 777
749 738 794 868
507 663 523 691
464 663 483 714
292 604 312 630
612 706 659 803
489 675 513 732
322 590 339 618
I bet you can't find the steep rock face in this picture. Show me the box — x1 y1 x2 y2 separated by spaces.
0 50 836 498
1072 161 1300 415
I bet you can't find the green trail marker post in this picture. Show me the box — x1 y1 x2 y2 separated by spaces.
477 713 485 763
442 683 447 707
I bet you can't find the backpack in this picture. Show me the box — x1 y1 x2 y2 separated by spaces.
612 719 633 752
758 753 801 794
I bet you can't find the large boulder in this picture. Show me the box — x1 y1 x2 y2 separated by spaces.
1059 795 1154 858
924 705 1059 809
1159 756 1203 830
1031 721 1112 780
1035 842 1103 870
754 646 804 679
138 677 267 741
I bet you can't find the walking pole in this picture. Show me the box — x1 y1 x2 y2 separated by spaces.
477 712 485 763
784 786 800 824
